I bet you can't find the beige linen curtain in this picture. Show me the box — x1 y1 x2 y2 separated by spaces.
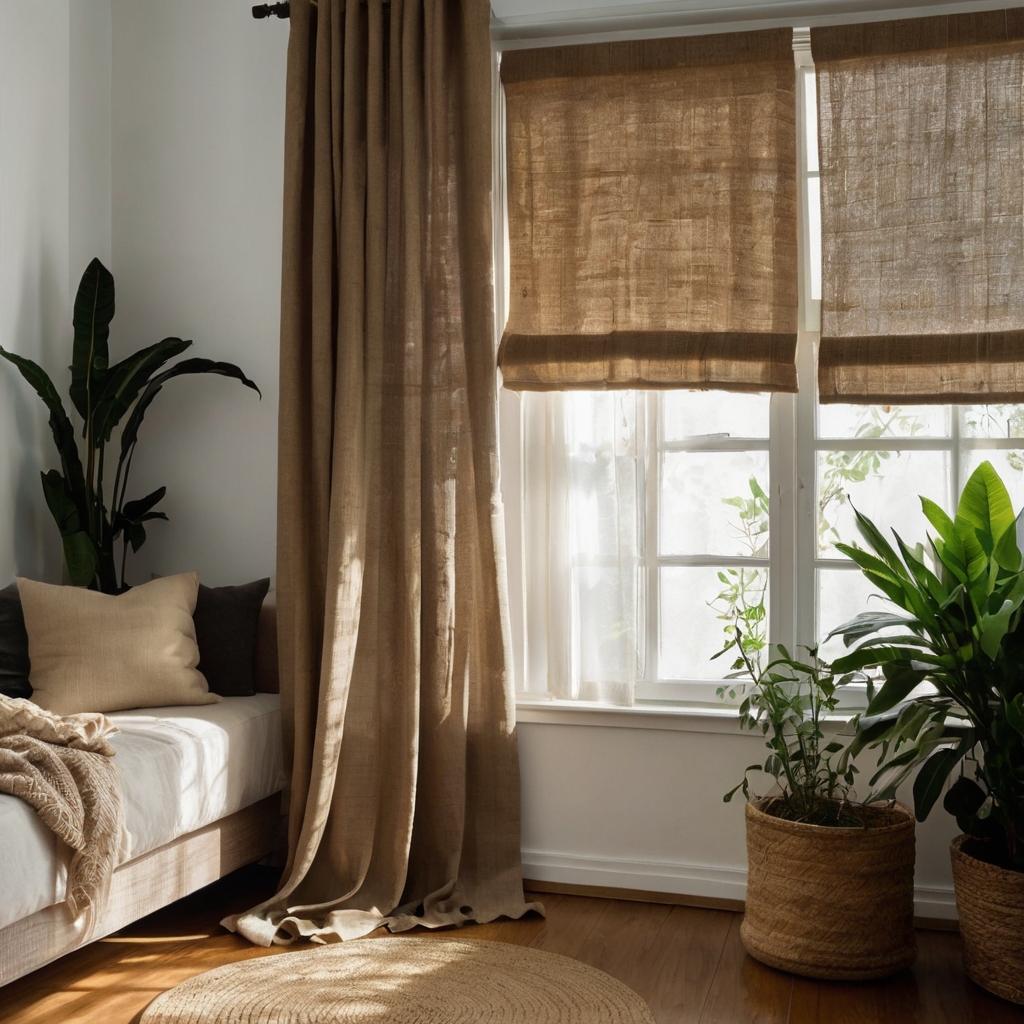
499 30 799 392
230 0 540 945
814 10 1024 404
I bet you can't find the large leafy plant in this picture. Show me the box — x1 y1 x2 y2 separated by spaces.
829 461 1024 870
719 634 862 827
1 259 259 593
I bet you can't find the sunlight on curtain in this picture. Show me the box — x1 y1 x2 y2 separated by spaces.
523 391 643 705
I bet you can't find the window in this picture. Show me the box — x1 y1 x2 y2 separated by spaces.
499 34 1024 706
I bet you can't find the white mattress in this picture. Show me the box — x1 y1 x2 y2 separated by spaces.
0 693 283 931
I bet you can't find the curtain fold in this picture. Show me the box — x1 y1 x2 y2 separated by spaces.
813 10 1024 404
520 391 643 706
229 0 540 946
498 29 799 393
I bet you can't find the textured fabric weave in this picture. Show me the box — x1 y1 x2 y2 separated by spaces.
0 582 31 699
194 578 271 697
229 0 539 946
813 10 1024 403
17 573 217 716
0 695 129 933
499 30 799 392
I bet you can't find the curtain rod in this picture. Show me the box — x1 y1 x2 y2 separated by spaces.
252 0 390 16
252 3 290 18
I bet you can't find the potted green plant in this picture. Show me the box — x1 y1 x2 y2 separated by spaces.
719 637 916 980
828 460 1024 1004
1 258 259 593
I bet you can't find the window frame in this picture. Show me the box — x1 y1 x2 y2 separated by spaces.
496 33 1024 709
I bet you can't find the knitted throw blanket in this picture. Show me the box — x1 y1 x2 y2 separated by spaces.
0 696 130 933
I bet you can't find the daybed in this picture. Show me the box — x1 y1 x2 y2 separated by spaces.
0 600 284 986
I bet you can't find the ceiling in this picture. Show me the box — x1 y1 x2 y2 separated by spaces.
491 0 1013 45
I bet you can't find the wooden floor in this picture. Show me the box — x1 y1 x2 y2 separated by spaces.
4 866 1024 1024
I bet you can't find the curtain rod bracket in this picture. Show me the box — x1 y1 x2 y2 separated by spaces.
253 3 290 19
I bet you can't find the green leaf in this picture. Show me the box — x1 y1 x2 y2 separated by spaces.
979 599 1016 659
122 486 167 522
834 543 910 608
126 521 147 554
851 505 910 579
993 521 1023 572
61 531 98 587
119 358 261 465
823 611 914 646
894 532 948 608
831 643 935 675
70 258 115 423
1005 694 1024 740
912 745 966 822
954 460 1016 581
957 460 1016 543
91 338 192 445
930 536 968 586
943 775 986 818
921 497 962 558
865 661 928 716
40 470 80 536
1 347 89 525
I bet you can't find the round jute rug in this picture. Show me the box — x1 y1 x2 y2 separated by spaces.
139 937 655 1024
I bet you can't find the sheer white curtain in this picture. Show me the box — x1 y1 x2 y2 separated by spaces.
520 391 644 706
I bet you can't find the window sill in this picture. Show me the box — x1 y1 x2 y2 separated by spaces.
515 699 858 735
515 699 744 735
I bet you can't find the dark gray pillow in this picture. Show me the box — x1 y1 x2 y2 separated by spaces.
194 578 271 697
0 582 32 699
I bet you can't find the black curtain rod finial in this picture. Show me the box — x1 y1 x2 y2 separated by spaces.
253 2 290 19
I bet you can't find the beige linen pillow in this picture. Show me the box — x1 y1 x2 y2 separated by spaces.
17 572 220 715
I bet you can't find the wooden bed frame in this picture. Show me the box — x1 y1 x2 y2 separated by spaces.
0 793 281 985
0 597 283 986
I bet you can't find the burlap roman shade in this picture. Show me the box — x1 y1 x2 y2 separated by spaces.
499 30 799 392
814 11 1024 404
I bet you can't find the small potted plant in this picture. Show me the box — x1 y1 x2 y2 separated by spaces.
829 461 1024 1005
720 637 916 980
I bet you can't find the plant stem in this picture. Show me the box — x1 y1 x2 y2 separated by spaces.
120 535 129 592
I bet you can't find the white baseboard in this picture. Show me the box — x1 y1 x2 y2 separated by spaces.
912 884 958 921
522 848 748 902
522 848 958 921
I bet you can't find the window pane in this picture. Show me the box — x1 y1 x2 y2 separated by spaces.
817 449 951 556
962 450 1024 513
566 392 640 560
660 566 768 679
661 451 769 557
662 391 769 440
961 405 1024 439
817 403 950 439
565 390 637 448
573 566 641 693
816 567 894 664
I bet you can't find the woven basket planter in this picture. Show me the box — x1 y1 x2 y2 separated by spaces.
741 798 916 980
951 835 1024 1005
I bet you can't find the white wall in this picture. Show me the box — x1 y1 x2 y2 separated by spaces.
70 0 112 279
517 710 962 918
0 0 963 916
0 2 97 587
110 0 284 587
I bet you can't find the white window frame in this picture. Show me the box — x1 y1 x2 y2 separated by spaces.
496 32 1024 709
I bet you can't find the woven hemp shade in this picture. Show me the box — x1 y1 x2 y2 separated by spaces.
499 30 799 392
814 10 1024 404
